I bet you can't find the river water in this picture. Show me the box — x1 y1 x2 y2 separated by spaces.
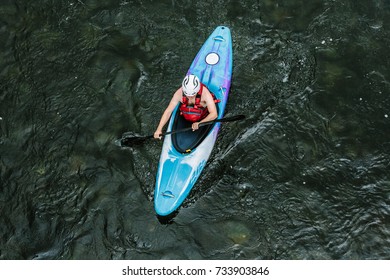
1 0 389 260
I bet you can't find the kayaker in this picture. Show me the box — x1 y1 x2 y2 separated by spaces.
154 74 218 139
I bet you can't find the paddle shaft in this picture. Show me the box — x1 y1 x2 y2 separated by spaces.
158 114 245 138
121 114 245 146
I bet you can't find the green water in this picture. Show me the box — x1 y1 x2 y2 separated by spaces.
1 0 389 259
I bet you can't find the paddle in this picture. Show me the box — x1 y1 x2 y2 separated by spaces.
120 114 245 147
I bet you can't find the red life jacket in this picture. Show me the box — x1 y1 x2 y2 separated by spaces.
179 83 212 122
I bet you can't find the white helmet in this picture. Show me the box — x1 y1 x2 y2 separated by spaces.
182 74 200 96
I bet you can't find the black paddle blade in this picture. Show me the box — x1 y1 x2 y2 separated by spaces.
120 132 153 147
199 114 246 126
224 114 245 122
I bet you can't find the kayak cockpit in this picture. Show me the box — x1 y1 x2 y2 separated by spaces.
171 108 216 153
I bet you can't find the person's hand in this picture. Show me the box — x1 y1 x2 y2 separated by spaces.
192 122 200 131
154 130 162 139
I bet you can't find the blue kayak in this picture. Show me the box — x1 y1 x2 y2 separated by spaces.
154 26 233 216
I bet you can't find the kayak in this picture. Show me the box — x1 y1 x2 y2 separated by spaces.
154 26 233 217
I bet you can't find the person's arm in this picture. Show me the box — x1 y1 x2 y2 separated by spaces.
154 88 182 139
191 88 218 131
